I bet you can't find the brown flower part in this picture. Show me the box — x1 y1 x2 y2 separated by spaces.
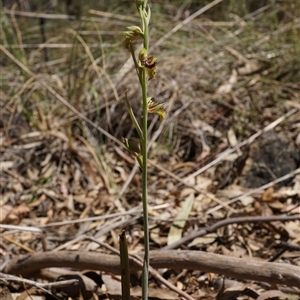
147 97 166 120
140 56 157 80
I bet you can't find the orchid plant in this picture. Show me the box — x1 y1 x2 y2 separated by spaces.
122 0 165 298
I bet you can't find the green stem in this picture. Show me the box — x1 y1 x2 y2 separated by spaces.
124 91 143 139
141 66 149 300
140 4 149 300
129 43 142 85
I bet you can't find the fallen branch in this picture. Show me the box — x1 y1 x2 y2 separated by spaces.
5 250 299 287
163 214 300 250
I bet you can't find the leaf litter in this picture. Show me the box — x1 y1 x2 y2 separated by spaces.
1 1 300 299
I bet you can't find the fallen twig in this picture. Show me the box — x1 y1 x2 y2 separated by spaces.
0 272 78 293
5 249 299 287
163 214 300 250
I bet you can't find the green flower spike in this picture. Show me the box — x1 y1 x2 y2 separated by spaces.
123 26 143 49
139 48 157 80
147 97 166 120
136 0 147 10
122 137 143 168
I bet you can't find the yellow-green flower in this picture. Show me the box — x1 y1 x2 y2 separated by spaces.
138 48 157 80
123 26 143 49
147 98 166 120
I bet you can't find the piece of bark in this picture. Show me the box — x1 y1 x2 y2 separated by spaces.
5 250 300 287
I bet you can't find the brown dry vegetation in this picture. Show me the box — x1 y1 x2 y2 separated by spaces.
0 0 300 299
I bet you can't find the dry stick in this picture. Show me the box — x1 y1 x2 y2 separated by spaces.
162 214 300 250
0 224 43 233
3 9 129 25
3 9 78 20
5 43 116 49
5 248 299 287
0 272 78 293
0 204 153 231
86 237 196 300
4 9 138 22
39 206 142 228
49 215 140 252
2 236 35 254
88 9 138 22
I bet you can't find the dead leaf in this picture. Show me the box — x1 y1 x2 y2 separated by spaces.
217 283 259 300
281 204 299 214
167 193 194 245
240 196 254 206
227 128 239 149
256 290 292 300
237 59 263 75
0 286 14 300
0 161 14 171
40 162 56 178
150 227 167 245
40 153 52 167
216 70 238 94
188 234 218 247
0 202 30 224
131 286 179 299
0 205 13 223
11 294 45 300
284 221 300 239
60 181 69 199
195 176 213 190
14 288 38 300
12 182 23 193
27 168 39 181
101 274 121 292
28 194 46 208
262 187 274 202
54 274 97 300
12 141 43 150
268 201 285 210
0 192 14 206
114 166 128 183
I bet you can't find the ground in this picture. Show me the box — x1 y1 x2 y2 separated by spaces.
0 0 300 299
